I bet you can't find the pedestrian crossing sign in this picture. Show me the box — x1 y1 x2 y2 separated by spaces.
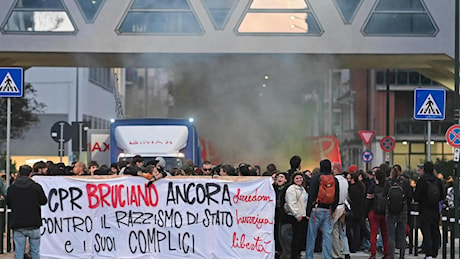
413 88 445 120
0 68 23 97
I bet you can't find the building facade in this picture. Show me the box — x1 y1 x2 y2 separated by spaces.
333 69 454 171
9 67 123 166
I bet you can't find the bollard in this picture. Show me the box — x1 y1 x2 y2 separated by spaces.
408 202 416 255
6 209 11 253
450 208 455 259
412 202 419 257
442 206 448 259
0 200 4 254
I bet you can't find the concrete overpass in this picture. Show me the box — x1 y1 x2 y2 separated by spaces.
0 0 455 89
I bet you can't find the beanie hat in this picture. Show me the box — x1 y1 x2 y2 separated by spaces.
320 159 332 174
348 164 358 173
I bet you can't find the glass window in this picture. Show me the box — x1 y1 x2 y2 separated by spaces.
393 154 409 169
89 68 114 92
117 0 202 34
430 142 443 154
3 11 75 32
374 70 437 86
409 71 420 85
375 71 385 84
443 153 454 161
396 71 408 85
394 142 409 153
444 142 455 154
119 12 201 33
237 0 322 35
332 0 363 24
420 74 433 85
201 0 237 30
364 14 436 35
411 143 425 153
410 154 426 168
2 0 76 33
132 0 190 9
363 0 437 36
239 13 310 33
74 0 105 23
16 0 64 9
375 0 424 11
249 0 307 9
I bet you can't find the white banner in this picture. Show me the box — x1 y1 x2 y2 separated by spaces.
34 175 275 259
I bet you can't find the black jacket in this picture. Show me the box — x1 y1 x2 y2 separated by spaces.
349 181 367 220
414 172 445 213
6 176 47 229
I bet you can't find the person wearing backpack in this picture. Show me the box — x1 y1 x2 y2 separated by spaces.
367 169 390 259
383 164 412 259
414 161 444 259
305 159 339 259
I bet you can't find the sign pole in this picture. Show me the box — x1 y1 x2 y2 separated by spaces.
0 68 24 244
427 121 431 161
455 0 460 249
59 122 64 162
5 98 10 187
79 122 83 162
5 98 10 238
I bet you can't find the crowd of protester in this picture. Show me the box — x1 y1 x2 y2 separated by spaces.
269 158 445 259
7 155 451 259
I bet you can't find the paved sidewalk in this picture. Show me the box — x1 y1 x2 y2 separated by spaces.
0 236 457 259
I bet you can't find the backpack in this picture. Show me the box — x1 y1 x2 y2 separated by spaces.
426 180 441 207
387 179 406 214
373 185 387 215
317 174 335 205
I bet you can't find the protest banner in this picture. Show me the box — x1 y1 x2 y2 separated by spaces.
34 175 275 258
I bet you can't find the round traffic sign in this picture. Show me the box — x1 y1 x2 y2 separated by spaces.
361 149 373 163
446 124 460 148
380 136 395 152
50 121 72 143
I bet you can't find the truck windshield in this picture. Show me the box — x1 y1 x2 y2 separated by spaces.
119 156 185 173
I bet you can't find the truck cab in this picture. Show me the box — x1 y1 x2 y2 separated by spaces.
110 118 202 171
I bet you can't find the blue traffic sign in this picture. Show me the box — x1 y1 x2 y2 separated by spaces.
413 88 445 120
361 149 373 163
0 68 23 97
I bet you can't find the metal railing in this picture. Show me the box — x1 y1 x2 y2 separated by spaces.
0 200 11 254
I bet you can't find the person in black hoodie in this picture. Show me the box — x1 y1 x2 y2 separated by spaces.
346 171 367 253
414 161 444 259
273 171 291 258
6 164 47 259
305 159 339 259
286 155 302 183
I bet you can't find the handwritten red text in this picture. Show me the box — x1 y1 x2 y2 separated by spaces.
235 209 273 229
231 232 271 254
232 188 273 204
